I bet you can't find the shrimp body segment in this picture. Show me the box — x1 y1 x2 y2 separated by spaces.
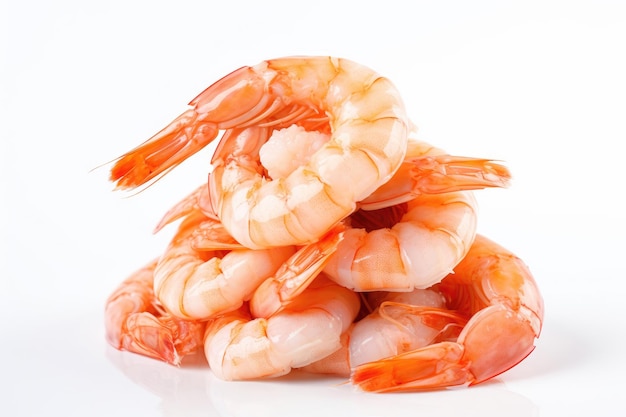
323 190 479 292
350 235 544 392
204 276 361 380
322 137 511 292
104 260 206 365
154 211 296 320
110 56 409 248
300 289 466 377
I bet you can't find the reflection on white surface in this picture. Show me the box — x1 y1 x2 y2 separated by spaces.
107 346 538 417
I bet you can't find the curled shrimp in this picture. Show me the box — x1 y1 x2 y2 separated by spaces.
204 275 361 380
153 210 296 320
324 190 478 292
104 259 206 365
321 137 511 292
110 56 409 248
350 234 544 392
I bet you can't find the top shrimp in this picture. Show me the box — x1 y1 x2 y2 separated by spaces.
110 56 410 248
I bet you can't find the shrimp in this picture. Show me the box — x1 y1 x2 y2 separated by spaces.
153 210 296 320
110 56 410 248
299 289 466 377
321 136 511 292
248 224 345 318
204 275 360 380
358 137 511 210
323 190 479 291
350 234 544 392
348 290 466 368
104 259 206 365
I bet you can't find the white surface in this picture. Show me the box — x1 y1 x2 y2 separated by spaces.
2 0 626 416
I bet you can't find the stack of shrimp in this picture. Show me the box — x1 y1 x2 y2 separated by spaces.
104 57 544 392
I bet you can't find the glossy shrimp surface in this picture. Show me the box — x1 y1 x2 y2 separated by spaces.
204 275 360 380
110 56 409 248
154 210 295 320
104 56 543 392
300 289 466 376
322 138 510 292
350 234 544 392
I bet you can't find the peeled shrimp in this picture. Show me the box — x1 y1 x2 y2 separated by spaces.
321 137 511 292
204 275 361 380
351 234 544 392
300 289 466 376
323 190 479 291
110 56 409 248
349 290 466 368
153 210 296 320
104 259 205 365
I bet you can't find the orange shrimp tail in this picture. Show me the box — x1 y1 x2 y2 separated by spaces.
113 312 206 366
406 155 512 194
442 234 543 385
116 312 181 365
351 342 471 392
459 305 539 385
441 234 544 384
110 65 294 190
249 224 345 318
360 155 511 210
110 109 219 189
105 260 206 365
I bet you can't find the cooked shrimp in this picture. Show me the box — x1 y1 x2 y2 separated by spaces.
204 275 360 380
323 190 479 291
349 290 467 368
321 136 511 292
110 56 409 248
351 234 544 392
248 224 345 318
299 289 466 376
358 137 511 210
154 210 296 320
104 259 205 365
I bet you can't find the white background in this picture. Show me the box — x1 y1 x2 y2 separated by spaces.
2 0 626 416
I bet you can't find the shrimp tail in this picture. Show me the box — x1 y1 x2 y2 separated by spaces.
457 304 540 385
109 64 295 190
406 155 511 194
249 224 345 318
105 260 206 365
113 312 207 365
351 342 471 392
351 234 543 392
360 155 511 210
114 312 181 365
110 109 220 189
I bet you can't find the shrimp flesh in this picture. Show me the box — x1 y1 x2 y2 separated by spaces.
323 190 479 291
104 259 206 365
351 234 544 392
204 275 361 380
300 289 466 376
154 210 296 320
321 136 511 292
110 56 410 248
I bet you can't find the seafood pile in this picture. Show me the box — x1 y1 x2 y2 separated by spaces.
104 56 544 392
